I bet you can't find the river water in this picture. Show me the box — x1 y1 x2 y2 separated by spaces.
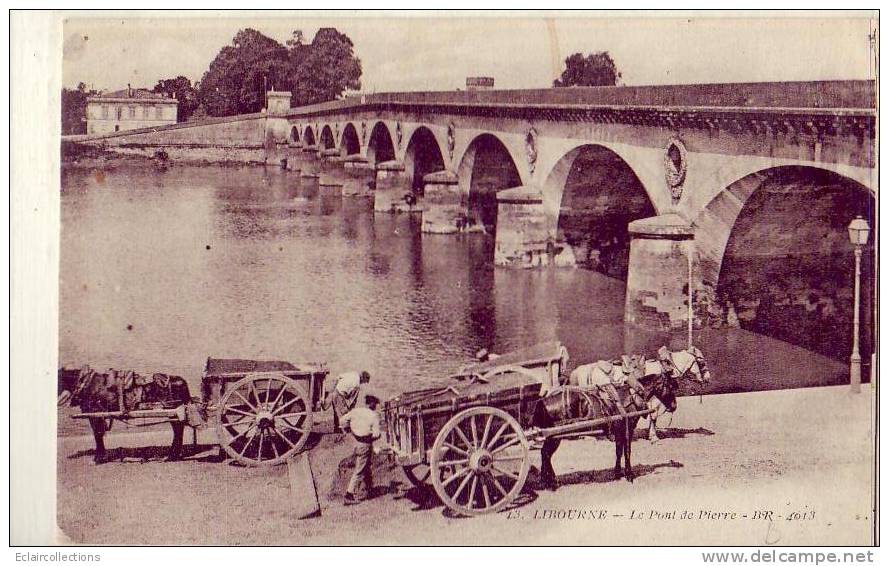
60 163 851 403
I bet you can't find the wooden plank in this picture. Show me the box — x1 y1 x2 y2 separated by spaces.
288 453 321 519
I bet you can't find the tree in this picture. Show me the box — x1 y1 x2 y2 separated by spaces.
152 75 199 122
553 52 621 87
291 28 362 106
61 82 89 135
196 28 290 116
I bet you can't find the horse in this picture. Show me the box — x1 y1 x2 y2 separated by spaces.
58 366 192 464
643 346 711 443
568 346 711 443
534 367 680 489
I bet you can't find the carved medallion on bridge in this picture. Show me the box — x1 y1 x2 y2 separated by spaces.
396 122 403 148
447 122 456 160
525 127 538 173
664 137 688 202
361 122 367 144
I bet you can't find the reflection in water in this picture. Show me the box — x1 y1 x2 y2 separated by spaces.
60 165 850 401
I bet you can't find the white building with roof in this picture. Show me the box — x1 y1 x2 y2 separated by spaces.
86 85 179 134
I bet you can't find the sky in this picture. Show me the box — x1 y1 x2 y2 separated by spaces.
61 12 878 92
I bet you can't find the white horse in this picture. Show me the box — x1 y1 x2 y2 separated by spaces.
569 346 711 443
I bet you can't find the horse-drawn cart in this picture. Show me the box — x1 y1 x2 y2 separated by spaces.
202 358 328 465
383 342 656 516
62 357 329 467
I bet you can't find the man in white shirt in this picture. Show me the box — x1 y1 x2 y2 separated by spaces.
324 370 371 433
341 395 382 505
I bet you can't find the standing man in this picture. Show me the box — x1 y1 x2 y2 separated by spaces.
324 370 371 433
341 395 382 505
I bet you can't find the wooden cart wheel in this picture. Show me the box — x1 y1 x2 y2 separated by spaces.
402 464 431 488
430 406 529 516
216 373 313 466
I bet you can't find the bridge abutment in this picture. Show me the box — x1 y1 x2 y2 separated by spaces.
421 170 466 234
624 214 697 331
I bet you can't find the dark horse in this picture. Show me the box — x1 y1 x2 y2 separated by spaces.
534 370 679 489
58 366 192 463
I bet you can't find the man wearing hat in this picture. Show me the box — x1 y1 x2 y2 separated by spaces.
324 370 371 433
341 394 382 505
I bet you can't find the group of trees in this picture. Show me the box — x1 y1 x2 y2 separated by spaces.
195 27 361 117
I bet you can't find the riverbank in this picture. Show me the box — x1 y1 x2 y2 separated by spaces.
56 384 875 545
61 139 269 169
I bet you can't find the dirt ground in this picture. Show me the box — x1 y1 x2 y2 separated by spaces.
56 385 875 545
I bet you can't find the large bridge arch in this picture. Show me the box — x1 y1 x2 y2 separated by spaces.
319 125 336 150
545 143 657 278
456 133 524 234
404 126 446 192
340 122 361 156
289 126 300 144
695 165 875 367
367 121 396 165
303 126 316 146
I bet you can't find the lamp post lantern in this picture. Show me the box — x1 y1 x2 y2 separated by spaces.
847 215 870 394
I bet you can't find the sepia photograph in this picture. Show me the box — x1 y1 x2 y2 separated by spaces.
9 9 879 548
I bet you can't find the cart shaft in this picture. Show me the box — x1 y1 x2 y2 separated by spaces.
536 407 655 439
71 407 185 420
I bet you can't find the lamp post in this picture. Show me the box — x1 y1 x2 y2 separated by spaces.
847 215 870 394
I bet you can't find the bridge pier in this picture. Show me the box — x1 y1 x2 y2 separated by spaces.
281 144 303 171
374 160 416 212
493 186 550 267
289 146 321 175
421 170 465 234
624 214 697 331
319 152 349 193
300 173 320 198
343 156 376 196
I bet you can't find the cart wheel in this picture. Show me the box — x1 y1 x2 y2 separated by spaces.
216 373 313 466
402 464 431 488
430 406 529 516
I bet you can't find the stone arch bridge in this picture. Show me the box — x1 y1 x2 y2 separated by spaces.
76 82 877 347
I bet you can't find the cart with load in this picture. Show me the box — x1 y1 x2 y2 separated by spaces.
61 357 328 467
202 358 328 465
383 341 655 516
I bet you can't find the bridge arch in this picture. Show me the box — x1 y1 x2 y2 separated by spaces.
545 144 656 278
303 126 316 146
457 133 523 234
319 125 336 150
367 121 396 165
289 126 300 144
695 165 875 368
340 123 361 156
404 126 446 192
